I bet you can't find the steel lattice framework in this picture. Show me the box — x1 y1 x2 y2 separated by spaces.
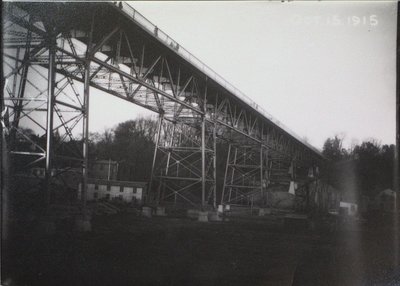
1 2 325 211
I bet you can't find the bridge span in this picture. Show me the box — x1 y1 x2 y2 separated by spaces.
2 2 325 210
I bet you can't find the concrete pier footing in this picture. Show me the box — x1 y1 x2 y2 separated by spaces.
142 206 152 218
259 208 272 216
198 211 209 222
155 206 166 216
209 212 222 221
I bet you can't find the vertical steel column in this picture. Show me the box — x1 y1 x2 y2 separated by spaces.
201 78 208 209
260 145 264 207
81 62 90 211
265 148 270 206
394 1 399 268
212 122 217 208
10 47 20 102
82 14 95 212
201 115 206 209
13 29 32 131
260 125 265 206
165 123 176 176
213 94 218 208
228 148 238 202
293 160 296 180
9 48 21 148
149 113 164 204
221 143 231 205
396 2 399 196
45 31 57 206
164 123 176 205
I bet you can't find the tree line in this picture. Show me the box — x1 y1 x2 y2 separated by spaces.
10 118 395 200
322 135 395 199
90 120 395 200
89 117 158 182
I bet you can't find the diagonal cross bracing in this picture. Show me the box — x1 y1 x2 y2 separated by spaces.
2 2 325 211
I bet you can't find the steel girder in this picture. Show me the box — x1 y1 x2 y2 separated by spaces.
2 2 325 210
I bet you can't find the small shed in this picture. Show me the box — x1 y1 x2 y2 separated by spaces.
371 189 396 212
339 201 358 216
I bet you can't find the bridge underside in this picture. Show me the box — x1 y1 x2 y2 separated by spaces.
2 2 324 211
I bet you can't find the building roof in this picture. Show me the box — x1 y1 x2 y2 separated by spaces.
377 189 396 197
87 178 147 187
93 160 118 164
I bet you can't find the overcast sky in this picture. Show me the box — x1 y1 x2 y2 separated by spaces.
89 1 397 149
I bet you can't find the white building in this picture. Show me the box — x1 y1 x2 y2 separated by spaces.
339 201 358 216
79 178 147 203
370 189 397 212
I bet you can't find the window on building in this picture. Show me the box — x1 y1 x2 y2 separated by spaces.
94 184 98 190
132 188 137 194
120 186 124 193
107 184 111 191
94 192 98 199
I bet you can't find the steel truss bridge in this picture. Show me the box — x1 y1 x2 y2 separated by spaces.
2 2 325 211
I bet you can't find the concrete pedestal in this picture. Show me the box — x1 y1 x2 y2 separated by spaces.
198 211 208 222
258 208 272 216
187 209 199 219
209 212 222 222
142 206 152 218
156 206 166 216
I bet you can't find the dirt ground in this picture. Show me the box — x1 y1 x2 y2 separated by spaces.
2 213 400 286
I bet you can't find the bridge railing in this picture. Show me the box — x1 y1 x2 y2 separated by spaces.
115 1 322 155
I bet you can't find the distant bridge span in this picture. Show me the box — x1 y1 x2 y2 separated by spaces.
2 2 325 209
